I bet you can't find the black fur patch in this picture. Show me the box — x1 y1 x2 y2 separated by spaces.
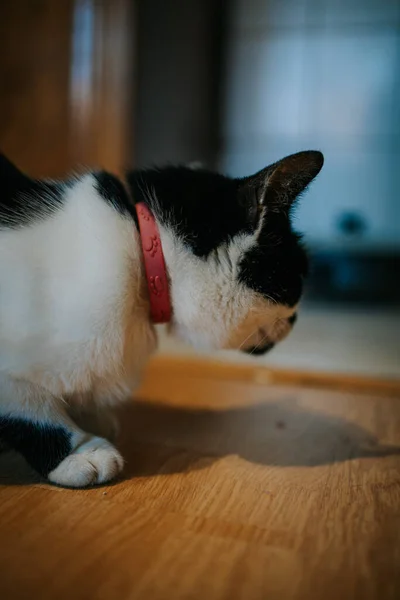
0 154 64 229
238 214 309 307
0 417 72 477
94 171 138 226
126 167 252 256
125 152 322 306
237 151 322 306
126 164 311 306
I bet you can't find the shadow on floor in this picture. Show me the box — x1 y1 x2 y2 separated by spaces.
118 398 400 479
1 396 400 486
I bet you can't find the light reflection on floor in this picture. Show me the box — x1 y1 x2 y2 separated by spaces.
157 303 400 379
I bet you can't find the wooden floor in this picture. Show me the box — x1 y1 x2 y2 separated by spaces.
1 357 400 600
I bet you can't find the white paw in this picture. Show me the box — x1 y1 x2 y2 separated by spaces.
48 437 124 488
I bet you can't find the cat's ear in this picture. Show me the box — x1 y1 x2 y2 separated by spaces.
238 150 324 215
187 160 206 170
0 153 30 195
0 153 32 200
0 153 24 179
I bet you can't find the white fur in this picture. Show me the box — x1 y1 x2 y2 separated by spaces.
48 436 124 487
160 218 295 351
0 175 294 486
0 176 156 395
0 175 155 486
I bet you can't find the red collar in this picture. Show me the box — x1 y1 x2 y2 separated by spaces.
135 202 172 324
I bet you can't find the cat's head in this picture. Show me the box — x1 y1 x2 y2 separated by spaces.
127 150 323 354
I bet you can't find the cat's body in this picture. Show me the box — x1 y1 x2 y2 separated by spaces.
0 150 323 487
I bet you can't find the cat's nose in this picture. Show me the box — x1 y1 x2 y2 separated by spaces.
288 312 297 325
244 342 275 356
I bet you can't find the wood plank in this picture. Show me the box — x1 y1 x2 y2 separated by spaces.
0 357 399 600
147 354 400 397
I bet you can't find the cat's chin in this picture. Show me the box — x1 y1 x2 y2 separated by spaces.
168 322 222 352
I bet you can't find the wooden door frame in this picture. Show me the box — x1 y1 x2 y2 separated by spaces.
69 0 135 175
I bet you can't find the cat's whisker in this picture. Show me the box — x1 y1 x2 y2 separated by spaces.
264 294 278 305
239 328 258 350
249 332 269 355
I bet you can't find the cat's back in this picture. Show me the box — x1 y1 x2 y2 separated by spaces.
0 159 150 392
0 168 132 330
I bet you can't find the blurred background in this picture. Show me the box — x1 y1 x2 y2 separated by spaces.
0 0 399 377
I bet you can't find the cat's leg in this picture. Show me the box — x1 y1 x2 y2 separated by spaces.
67 394 120 443
67 376 139 445
0 376 124 487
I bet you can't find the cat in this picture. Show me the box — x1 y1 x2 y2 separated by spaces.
0 149 323 487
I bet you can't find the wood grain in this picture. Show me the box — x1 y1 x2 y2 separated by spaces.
0 356 400 600
147 355 400 397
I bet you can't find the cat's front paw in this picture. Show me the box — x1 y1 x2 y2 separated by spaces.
48 436 124 488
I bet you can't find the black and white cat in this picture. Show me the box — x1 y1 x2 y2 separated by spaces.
0 150 323 487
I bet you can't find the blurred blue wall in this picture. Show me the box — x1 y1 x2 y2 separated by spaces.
221 0 400 253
